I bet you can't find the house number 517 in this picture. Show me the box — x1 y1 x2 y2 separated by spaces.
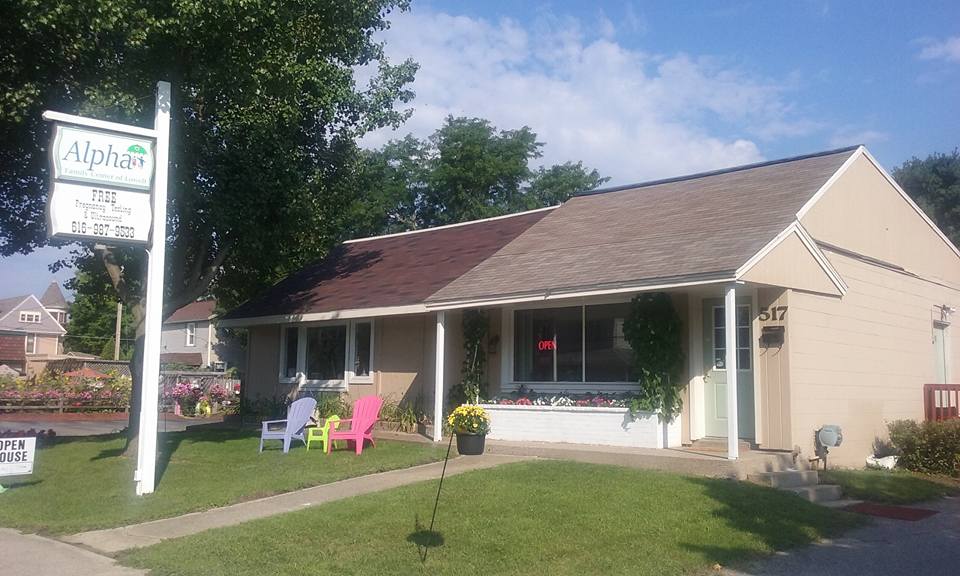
759 306 787 321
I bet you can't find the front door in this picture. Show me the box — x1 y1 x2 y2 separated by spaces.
702 299 755 439
933 321 948 384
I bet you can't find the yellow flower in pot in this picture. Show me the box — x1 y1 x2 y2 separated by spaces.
447 404 491 455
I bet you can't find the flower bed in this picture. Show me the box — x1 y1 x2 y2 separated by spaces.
481 392 681 449
0 373 131 412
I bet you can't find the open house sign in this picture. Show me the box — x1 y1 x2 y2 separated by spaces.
0 437 36 478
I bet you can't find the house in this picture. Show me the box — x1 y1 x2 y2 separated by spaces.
0 282 69 377
161 300 243 371
220 146 960 466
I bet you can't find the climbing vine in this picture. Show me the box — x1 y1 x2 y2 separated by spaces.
451 309 488 406
623 292 685 421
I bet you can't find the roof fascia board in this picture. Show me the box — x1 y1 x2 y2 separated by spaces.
343 205 557 245
794 222 849 293
425 276 737 311
735 221 848 296
218 303 429 328
859 147 960 260
795 146 864 220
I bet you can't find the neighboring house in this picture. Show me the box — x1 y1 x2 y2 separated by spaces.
161 300 243 371
221 146 960 467
0 282 69 377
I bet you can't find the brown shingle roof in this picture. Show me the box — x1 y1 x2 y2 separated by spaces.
40 282 69 309
222 208 555 320
427 147 858 304
160 352 203 366
165 300 217 324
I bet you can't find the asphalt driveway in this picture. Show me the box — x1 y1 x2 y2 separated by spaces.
725 496 960 576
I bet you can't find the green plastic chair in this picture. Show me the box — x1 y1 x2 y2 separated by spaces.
306 415 341 452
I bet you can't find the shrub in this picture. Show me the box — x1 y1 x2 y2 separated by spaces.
888 419 960 476
380 399 420 432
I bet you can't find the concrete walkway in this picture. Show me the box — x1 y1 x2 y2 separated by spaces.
65 453 528 554
723 496 960 576
0 528 146 575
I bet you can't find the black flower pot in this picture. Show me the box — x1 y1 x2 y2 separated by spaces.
455 433 486 455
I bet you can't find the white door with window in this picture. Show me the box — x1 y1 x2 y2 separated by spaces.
933 321 949 384
702 299 755 439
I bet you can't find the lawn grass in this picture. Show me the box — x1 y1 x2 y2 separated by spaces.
121 460 863 576
821 468 960 504
0 428 444 534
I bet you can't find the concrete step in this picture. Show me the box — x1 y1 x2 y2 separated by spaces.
749 470 820 489
689 438 753 453
787 484 843 503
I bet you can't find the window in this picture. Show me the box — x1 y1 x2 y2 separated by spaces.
712 305 751 371
585 303 636 382
305 325 346 381
25 334 36 354
352 321 373 379
282 326 299 378
185 322 196 347
19 311 41 323
280 320 373 388
513 304 636 383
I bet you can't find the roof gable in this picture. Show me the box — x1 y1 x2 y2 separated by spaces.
799 149 960 288
0 295 66 335
427 147 858 304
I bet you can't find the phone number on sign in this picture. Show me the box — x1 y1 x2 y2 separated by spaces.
71 221 136 239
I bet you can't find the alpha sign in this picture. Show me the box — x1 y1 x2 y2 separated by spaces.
47 181 152 243
0 437 36 477
47 123 155 245
51 125 155 190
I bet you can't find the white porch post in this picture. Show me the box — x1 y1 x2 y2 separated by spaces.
433 311 445 442
724 285 739 460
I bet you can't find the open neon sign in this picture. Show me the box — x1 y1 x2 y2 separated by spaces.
537 339 556 351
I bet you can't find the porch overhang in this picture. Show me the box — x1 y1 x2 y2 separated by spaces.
423 272 739 311
217 303 429 328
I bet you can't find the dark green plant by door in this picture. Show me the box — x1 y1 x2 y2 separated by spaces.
623 292 685 421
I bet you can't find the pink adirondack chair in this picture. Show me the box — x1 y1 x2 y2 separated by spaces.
326 395 383 455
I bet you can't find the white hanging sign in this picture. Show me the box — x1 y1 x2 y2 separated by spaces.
47 181 152 244
50 125 155 190
0 437 36 477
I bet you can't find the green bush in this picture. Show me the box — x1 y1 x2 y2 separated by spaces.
888 419 960 476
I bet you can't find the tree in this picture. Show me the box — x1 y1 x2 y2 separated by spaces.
63 271 136 360
893 150 960 246
348 116 607 236
1 0 417 451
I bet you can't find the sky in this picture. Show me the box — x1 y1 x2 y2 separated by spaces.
2 0 958 299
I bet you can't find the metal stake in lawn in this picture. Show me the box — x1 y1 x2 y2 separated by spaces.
419 433 455 563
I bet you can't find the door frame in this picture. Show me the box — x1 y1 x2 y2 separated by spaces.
698 294 757 441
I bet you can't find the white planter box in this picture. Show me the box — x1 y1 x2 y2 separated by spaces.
481 404 682 449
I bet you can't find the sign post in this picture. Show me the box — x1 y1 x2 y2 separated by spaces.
43 81 170 495
134 81 170 495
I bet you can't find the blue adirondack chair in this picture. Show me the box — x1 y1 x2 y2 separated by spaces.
259 397 317 453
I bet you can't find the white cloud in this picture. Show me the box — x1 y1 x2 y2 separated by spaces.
918 36 960 63
365 8 820 184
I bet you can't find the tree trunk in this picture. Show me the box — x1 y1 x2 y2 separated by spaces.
124 300 146 456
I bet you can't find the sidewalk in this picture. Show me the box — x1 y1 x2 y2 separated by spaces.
723 496 960 576
0 528 146 576
64 453 528 554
